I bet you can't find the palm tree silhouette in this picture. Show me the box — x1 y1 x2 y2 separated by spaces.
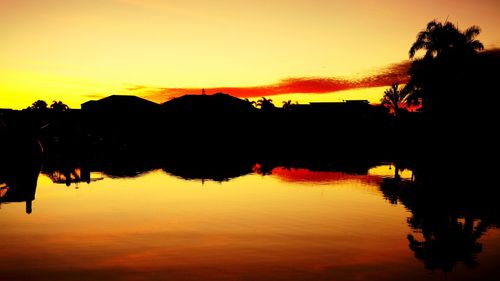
244 98 256 107
409 20 483 60
28 100 48 111
50 101 69 112
282 100 292 110
256 97 276 111
381 83 417 116
406 20 484 114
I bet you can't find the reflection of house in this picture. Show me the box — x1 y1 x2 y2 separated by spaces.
81 95 161 115
0 174 39 215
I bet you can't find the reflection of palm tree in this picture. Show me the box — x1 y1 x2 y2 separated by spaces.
379 178 495 272
380 84 417 116
407 216 486 271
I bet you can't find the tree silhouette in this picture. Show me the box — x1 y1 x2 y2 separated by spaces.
381 83 418 116
409 20 483 60
379 178 494 272
28 100 48 111
256 97 276 111
407 217 486 272
244 98 256 107
406 20 484 114
282 100 293 111
50 101 69 112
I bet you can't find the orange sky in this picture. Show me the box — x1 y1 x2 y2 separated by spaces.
1 0 499 109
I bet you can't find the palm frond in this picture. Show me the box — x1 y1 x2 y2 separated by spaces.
464 26 481 40
409 40 426 58
426 20 441 31
469 40 484 52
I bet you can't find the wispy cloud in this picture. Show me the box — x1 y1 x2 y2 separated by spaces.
83 93 107 99
127 60 411 103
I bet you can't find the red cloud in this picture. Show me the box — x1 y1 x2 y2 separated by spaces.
129 61 411 103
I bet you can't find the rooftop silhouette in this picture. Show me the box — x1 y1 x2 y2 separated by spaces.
162 92 257 114
82 95 162 114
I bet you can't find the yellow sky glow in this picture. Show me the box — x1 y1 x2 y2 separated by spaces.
1 0 499 109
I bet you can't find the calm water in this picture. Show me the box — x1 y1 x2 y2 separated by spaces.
1 165 499 281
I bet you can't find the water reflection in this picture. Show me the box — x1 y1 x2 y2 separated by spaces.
17 146 389 187
1 147 500 279
0 170 39 214
0 153 41 214
162 157 255 182
380 174 500 272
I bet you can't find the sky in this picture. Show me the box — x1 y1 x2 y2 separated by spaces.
1 0 499 109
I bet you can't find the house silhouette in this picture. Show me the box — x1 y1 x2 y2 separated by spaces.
81 95 161 115
162 92 256 114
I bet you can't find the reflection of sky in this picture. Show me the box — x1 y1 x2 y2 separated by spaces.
269 164 412 185
271 167 382 185
1 170 499 280
368 165 413 179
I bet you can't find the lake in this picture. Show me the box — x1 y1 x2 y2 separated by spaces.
1 163 500 281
